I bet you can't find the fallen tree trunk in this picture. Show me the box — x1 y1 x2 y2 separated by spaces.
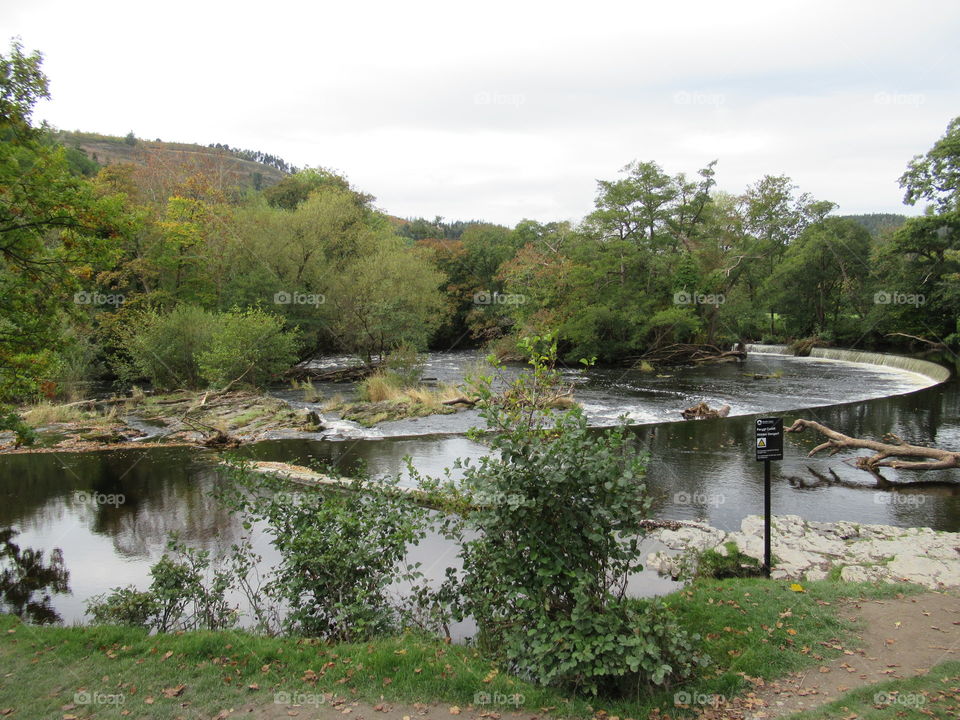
785 419 960 472
635 343 747 367
285 364 377 382
441 396 478 407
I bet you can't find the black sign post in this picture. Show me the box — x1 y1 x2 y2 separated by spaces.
755 418 784 578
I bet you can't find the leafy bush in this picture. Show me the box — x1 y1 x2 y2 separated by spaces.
115 304 216 389
0 406 37 446
217 464 427 641
197 307 300 388
695 542 764 579
432 334 705 694
86 540 236 632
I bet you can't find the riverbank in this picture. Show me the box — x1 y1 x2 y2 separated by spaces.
0 578 946 720
647 514 960 589
0 390 323 453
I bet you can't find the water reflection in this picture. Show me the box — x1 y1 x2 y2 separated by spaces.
0 371 957 625
0 528 70 624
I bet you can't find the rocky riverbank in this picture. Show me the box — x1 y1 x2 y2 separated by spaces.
646 514 960 589
0 390 323 453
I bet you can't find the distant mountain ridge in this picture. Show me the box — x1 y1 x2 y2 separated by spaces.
54 130 290 191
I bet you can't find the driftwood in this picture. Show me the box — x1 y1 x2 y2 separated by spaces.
285 364 377 382
181 416 242 449
636 343 746 367
442 396 478 407
681 402 731 420
785 419 960 474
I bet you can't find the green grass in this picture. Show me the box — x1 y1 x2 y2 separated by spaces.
784 660 960 719
0 579 927 719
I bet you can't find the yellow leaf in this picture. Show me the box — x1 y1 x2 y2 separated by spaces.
450 707 461 715
789 583 805 592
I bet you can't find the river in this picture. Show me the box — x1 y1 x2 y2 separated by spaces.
1 348 957 626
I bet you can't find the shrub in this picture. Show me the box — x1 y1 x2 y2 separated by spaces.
86 539 237 632
433 334 705 694
217 464 427 642
695 542 763 579
197 307 300 388
116 304 216 389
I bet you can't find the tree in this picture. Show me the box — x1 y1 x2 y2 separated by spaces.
326 240 448 363
874 117 960 344
900 116 960 214
765 217 871 338
0 39 125 402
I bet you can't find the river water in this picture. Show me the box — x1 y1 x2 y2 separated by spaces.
1 350 957 626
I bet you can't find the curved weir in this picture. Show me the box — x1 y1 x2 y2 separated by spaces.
745 344 952 384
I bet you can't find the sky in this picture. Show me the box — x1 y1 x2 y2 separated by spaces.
3 0 959 226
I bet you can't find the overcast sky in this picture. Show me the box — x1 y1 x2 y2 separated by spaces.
4 0 959 225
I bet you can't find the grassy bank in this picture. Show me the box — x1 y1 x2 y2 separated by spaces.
785 661 960 719
0 578 925 719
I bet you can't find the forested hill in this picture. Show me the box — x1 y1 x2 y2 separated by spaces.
841 213 908 237
54 130 290 191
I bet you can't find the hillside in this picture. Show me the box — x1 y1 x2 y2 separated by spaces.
841 212 908 237
55 130 289 192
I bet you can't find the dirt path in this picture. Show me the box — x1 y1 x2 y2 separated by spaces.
238 592 959 720
746 590 959 718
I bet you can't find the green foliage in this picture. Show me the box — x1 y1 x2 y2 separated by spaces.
430 336 704 694
900 116 960 213
217 463 428 642
0 39 127 402
263 166 369 210
693 543 763 579
0 405 37 446
326 240 449 362
115 305 217 390
86 539 236 632
197 306 300 388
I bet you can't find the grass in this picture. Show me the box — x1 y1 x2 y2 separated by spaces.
325 373 468 426
783 660 960 719
20 402 118 426
0 578 928 719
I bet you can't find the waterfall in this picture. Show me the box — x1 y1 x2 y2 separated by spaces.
745 344 951 383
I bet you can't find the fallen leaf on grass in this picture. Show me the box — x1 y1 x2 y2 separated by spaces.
162 684 186 698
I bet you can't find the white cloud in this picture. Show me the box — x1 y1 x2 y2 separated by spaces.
4 0 958 224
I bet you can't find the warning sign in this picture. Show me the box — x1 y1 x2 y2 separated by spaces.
755 417 783 461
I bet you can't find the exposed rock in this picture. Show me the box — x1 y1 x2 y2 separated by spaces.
645 514 960 590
